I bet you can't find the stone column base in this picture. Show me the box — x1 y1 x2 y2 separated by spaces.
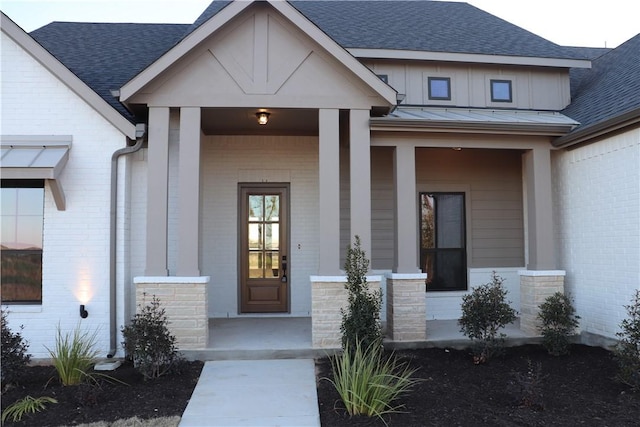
310 275 381 349
133 276 209 350
386 273 427 342
518 270 565 335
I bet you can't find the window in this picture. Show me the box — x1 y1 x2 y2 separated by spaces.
420 193 467 291
490 79 512 102
1 180 44 304
376 74 389 84
428 77 451 100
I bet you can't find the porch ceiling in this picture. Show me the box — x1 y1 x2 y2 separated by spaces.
201 108 319 136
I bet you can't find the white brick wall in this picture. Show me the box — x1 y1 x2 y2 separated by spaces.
1 33 130 358
552 129 640 339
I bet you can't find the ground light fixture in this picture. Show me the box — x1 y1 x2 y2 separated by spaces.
80 304 89 318
256 111 270 125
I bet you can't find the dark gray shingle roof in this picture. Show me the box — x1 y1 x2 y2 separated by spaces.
563 33 640 131
30 22 190 121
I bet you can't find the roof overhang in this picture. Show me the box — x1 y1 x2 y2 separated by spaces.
553 107 640 148
1 12 137 139
348 48 592 69
371 107 579 136
1 136 71 210
120 0 396 108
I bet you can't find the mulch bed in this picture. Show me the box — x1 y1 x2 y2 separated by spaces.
316 344 640 426
1 360 203 427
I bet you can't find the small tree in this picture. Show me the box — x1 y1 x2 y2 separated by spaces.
538 292 580 356
613 290 640 391
122 295 182 380
1 310 31 388
459 272 517 363
340 236 383 351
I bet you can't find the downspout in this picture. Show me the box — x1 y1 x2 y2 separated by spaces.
107 123 146 358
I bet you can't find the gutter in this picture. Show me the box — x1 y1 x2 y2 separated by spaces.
107 123 146 358
553 107 640 148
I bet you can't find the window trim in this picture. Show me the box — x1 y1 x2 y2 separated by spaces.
490 79 513 103
427 77 452 101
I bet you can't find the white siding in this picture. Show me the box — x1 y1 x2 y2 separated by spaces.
553 129 640 339
1 32 129 358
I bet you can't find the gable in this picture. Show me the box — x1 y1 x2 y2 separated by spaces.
123 2 394 110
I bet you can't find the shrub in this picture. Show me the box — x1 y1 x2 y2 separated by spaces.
1 396 57 423
1 309 31 387
340 236 383 351
458 272 517 363
46 324 100 386
614 290 640 391
327 341 418 420
509 359 545 410
537 292 580 356
121 295 182 380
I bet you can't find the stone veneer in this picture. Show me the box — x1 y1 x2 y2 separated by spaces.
310 275 381 349
133 276 210 350
518 270 566 335
386 273 427 341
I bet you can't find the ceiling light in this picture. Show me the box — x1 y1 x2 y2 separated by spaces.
256 111 270 125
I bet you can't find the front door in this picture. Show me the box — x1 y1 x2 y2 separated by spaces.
239 184 289 313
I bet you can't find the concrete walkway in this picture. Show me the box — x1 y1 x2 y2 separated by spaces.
179 359 320 427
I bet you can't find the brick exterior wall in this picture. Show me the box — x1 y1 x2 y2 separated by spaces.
134 278 209 350
311 276 381 349
386 273 427 341
1 30 130 358
519 271 565 335
552 130 640 339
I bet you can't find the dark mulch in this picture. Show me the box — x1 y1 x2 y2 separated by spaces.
1 360 203 427
316 344 640 427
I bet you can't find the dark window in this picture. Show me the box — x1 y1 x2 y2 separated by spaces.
491 79 512 102
377 74 389 84
1 180 44 304
428 77 451 100
420 192 467 291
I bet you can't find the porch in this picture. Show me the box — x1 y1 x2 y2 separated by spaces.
180 317 540 361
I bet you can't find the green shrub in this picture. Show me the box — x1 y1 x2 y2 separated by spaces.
340 236 383 351
121 295 182 380
537 292 580 356
46 324 100 386
1 309 31 387
1 396 57 422
458 272 517 363
327 341 418 420
614 290 640 391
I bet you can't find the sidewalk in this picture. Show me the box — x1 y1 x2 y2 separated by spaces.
179 359 320 427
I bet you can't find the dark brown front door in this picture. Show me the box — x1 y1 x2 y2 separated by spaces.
239 184 289 313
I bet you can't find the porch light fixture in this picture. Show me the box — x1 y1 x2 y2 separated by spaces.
256 111 270 125
80 304 89 318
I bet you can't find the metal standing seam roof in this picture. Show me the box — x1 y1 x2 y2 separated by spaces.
1 142 70 179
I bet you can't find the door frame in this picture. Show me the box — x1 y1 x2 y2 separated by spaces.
237 183 291 313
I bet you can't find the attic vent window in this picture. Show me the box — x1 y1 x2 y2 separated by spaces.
491 79 512 102
377 74 389 84
428 77 451 100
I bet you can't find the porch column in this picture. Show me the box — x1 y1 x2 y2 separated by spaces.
318 109 341 275
393 144 419 273
145 107 170 276
177 107 202 277
523 146 556 270
349 109 372 256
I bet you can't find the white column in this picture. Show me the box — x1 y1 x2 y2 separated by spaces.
145 107 170 276
349 109 372 257
394 144 419 273
523 146 556 270
177 107 202 277
318 109 341 275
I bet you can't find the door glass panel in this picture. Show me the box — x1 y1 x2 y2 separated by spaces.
268 251 280 277
249 195 263 221
248 224 263 250
265 224 279 250
264 195 279 221
249 252 263 278
420 194 435 249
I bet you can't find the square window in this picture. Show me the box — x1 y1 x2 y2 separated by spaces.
428 77 451 100
491 79 512 102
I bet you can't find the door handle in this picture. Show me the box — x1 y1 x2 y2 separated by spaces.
281 255 287 283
